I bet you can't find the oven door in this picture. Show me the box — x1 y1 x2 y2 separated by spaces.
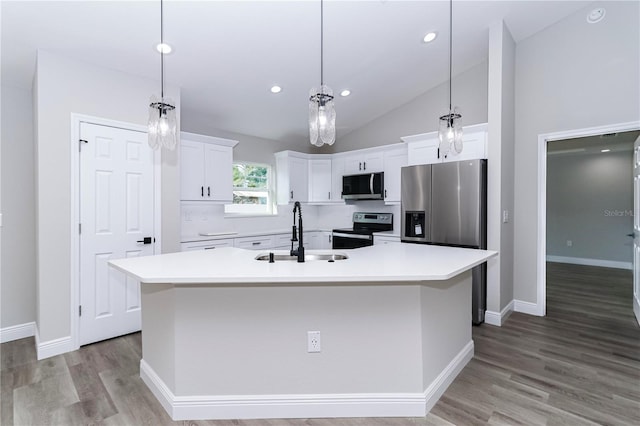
332 232 373 249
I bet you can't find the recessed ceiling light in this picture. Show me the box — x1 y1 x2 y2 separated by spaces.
156 43 172 54
423 32 437 43
270 85 282 94
601 149 611 153
587 8 606 24
340 89 351 97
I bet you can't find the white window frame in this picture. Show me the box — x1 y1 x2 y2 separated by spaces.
224 162 276 216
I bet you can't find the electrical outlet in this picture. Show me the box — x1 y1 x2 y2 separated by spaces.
307 331 321 353
567 240 573 247
502 210 509 224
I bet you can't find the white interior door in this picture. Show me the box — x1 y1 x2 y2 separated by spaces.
79 122 155 345
634 136 640 326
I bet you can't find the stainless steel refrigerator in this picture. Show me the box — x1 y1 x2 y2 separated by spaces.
400 160 487 324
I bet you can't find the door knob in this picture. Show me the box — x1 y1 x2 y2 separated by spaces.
137 237 153 244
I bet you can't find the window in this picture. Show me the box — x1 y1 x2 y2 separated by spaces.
224 162 275 215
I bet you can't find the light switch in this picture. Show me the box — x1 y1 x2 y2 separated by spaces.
502 210 509 224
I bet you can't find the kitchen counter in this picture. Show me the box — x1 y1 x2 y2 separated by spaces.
109 245 496 421
110 243 495 284
181 228 332 243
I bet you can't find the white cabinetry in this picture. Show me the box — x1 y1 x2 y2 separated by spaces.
308 158 333 203
344 151 384 174
383 146 407 204
331 156 345 203
181 239 234 251
233 235 275 250
180 132 238 202
275 151 309 204
374 235 401 245
402 123 488 166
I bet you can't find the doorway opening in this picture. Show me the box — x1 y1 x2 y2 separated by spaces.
537 121 640 323
546 130 639 323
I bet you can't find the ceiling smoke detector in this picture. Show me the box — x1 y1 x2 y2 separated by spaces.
587 8 605 24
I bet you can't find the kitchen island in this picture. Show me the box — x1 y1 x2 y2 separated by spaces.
109 243 496 421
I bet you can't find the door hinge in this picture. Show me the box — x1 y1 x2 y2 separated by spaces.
79 305 82 317
79 139 88 152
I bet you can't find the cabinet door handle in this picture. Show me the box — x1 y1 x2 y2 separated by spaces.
437 148 440 159
359 162 362 171
329 235 332 243
290 190 293 199
252 241 261 246
204 246 216 250
328 191 331 200
385 189 387 198
363 161 366 170
208 186 211 197
201 186 204 197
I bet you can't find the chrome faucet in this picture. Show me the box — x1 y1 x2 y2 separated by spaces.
290 201 305 262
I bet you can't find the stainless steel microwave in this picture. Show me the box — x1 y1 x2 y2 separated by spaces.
342 172 384 200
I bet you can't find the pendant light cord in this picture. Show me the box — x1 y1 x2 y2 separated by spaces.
320 0 324 87
448 0 452 113
160 0 165 100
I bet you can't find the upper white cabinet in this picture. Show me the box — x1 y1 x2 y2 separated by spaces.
344 151 384 174
275 151 309 204
402 123 488 166
308 158 333 203
331 156 345 203
383 146 408 204
180 132 238 202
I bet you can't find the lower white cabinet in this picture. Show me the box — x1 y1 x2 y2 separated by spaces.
181 238 234 251
374 235 401 245
318 231 333 249
234 235 275 250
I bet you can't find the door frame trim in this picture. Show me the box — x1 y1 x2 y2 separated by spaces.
537 120 640 317
70 113 162 350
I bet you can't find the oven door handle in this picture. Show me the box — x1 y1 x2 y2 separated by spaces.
332 232 373 240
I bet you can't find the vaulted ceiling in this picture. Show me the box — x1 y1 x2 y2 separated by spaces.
2 1 590 143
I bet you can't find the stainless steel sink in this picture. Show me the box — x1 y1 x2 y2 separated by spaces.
255 253 348 261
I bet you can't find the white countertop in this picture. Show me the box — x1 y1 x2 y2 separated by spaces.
110 243 497 285
182 228 332 243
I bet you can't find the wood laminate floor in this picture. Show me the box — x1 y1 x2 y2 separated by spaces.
2 262 639 425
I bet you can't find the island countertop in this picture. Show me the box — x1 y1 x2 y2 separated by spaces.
109 243 497 284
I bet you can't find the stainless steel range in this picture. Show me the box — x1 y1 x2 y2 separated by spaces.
332 212 393 249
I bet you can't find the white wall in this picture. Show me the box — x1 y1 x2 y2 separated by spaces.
34 51 181 343
1 85 36 329
514 1 640 304
547 150 633 264
323 62 488 153
486 20 516 318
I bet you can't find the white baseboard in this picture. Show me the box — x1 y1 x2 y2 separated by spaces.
484 301 514 327
514 299 543 316
35 328 75 360
424 340 474 412
0 321 35 343
546 255 632 270
140 340 474 421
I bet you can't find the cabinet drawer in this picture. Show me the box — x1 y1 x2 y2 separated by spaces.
274 233 293 248
234 235 275 250
181 239 234 251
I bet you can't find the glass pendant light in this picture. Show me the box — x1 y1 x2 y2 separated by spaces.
309 0 336 147
438 0 462 157
148 0 177 150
